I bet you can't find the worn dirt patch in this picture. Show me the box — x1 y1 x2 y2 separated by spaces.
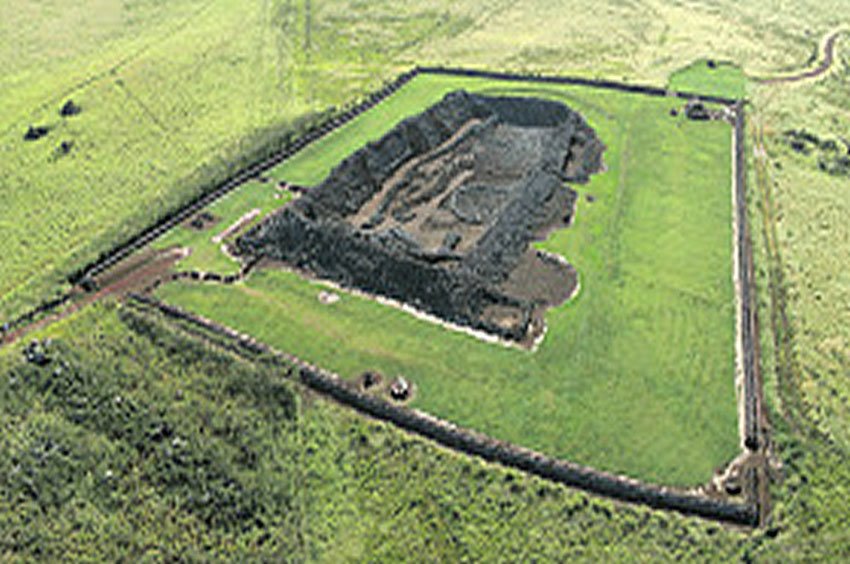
2 248 184 347
213 209 261 244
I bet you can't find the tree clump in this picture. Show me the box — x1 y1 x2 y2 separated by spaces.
783 129 850 176
23 125 49 141
60 99 82 117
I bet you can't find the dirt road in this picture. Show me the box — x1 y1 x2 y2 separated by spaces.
1 248 184 348
761 30 845 84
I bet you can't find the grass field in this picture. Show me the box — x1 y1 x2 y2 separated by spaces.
668 60 748 100
748 36 850 450
156 73 739 487
152 181 292 275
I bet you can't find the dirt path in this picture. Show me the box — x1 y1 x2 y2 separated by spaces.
350 118 483 227
1 248 184 348
212 208 261 243
760 29 845 84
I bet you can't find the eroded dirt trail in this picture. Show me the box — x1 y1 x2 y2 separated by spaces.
1 248 184 347
761 29 845 84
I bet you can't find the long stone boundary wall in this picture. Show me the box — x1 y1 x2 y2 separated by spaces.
126 293 758 526
1 295 71 335
734 102 763 451
68 70 421 287
2 66 737 336
417 66 739 106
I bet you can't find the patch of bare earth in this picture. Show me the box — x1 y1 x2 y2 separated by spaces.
2 248 185 347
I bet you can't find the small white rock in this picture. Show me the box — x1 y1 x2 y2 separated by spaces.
318 291 340 305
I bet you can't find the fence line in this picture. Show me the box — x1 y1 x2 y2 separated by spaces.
417 66 739 105
733 103 762 451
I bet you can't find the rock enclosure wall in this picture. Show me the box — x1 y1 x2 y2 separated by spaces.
127 294 758 526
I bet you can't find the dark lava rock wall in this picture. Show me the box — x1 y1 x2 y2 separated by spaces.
247 210 527 338
299 92 492 220
463 170 570 283
238 91 604 342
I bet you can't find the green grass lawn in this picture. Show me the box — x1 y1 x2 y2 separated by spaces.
668 60 748 100
152 181 292 275
157 73 739 487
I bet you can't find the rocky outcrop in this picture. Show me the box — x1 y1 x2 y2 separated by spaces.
237 91 604 342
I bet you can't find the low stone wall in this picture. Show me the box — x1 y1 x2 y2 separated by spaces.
0 294 71 337
127 293 758 526
143 256 261 293
128 293 274 358
67 70 420 287
733 102 762 451
417 66 740 106
301 366 757 525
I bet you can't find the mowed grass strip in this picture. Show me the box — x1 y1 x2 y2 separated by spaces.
668 60 749 100
152 181 292 275
158 74 739 486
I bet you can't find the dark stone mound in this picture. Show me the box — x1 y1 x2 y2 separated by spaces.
389 377 411 401
24 125 49 141
237 91 605 344
186 211 218 231
58 140 74 155
60 99 82 117
685 101 711 121
361 371 382 390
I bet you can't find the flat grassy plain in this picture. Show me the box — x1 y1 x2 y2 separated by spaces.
668 60 748 100
157 73 739 487
749 33 850 450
